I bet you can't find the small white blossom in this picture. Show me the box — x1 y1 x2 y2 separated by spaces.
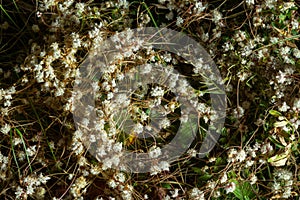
159 118 170 129
236 149 247 162
0 123 11 135
279 102 290 112
149 146 161 158
246 0 255 6
159 161 170 171
224 182 236 193
212 10 222 24
293 98 300 111
188 149 197 157
176 16 184 26
233 106 244 119
170 189 179 198
133 123 144 134
151 86 164 97
245 160 255 168
220 173 228 183
189 188 205 200
261 142 273 154
250 175 257 185
108 179 118 189
227 148 238 163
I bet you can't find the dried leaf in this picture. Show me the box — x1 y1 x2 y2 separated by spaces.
268 144 291 166
274 121 288 127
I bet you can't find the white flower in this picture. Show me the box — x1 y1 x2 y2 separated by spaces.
151 86 164 97
108 179 118 189
279 102 290 112
121 189 132 200
133 123 143 134
246 0 255 6
163 53 172 63
272 181 281 192
280 46 290 55
114 172 126 183
13 137 22 146
261 142 273 154
170 188 179 198
281 2 295 11
55 87 64 97
237 71 250 81
150 164 161 175
188 149 197 157
293 98 300 111
15 186 26 199
176 16 184 26
220 173 228 183
90 165 101 175
236 149 247 162
245 160 255 168
38 173 51 184
159 161 170 171
293 48 300 58
197 103 207 113
0 153 8 171
102 156 120 170
250 175 257 185
107 92 114 100
212 10 222 24
4 100 11 107
142 63 152 74
113 142 122 153
189 188 205 200
227 148 238 162
159 118 170 129
114 93 130 107
0 123 11 135
26 145 37 157
224 182 236 193
207 180 217 189
265 0 276 9
78 156 87 166
233 106 244 119
149 146 161 158
75 2 85 14
276 71 287 83
89 134 96 143
72 140 84 155
274 169 292 181
194 2 206 13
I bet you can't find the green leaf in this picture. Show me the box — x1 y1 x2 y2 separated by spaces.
215 157 225 165
192 167 202 174
161 183 171 189
279 13 286 23
268 110 282 117
198 173 213 181
232 181 255 200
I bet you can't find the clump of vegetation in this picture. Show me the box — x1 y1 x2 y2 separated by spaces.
0 0 299 199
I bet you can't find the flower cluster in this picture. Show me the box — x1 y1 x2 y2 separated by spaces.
1 0 299 199
15 173 50 199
